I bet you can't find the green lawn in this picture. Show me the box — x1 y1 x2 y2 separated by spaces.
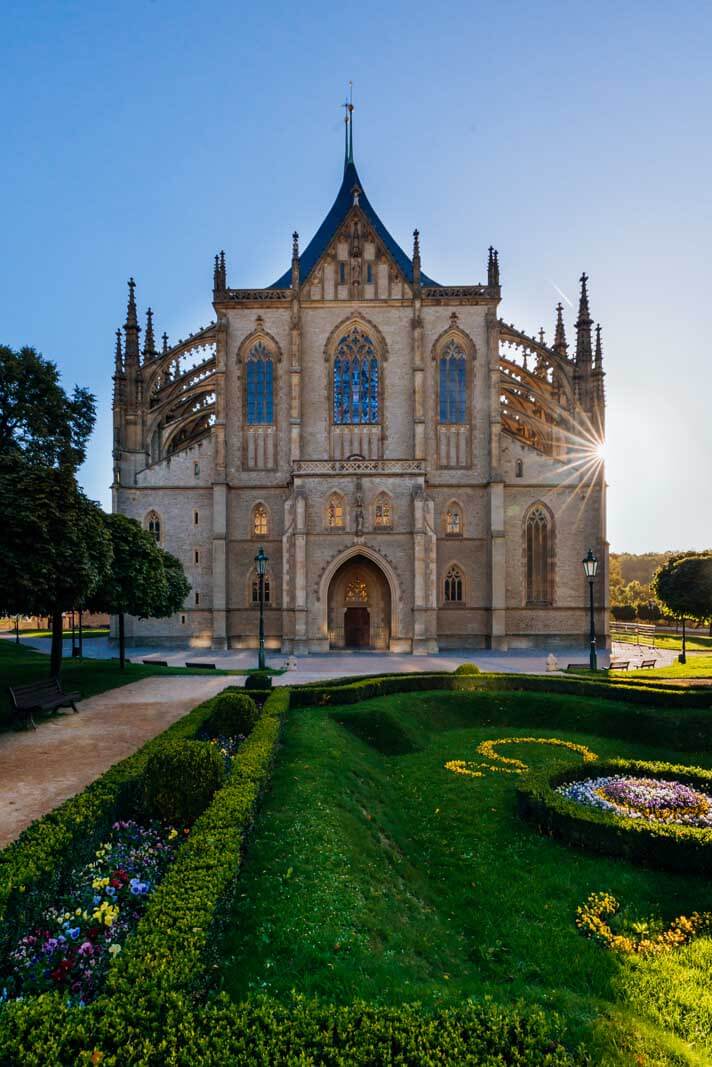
221 689 712 1064
1 627 110 640
614 631 712 653
0 641 233 729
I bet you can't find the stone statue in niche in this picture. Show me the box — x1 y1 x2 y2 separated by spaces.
354 481 364 535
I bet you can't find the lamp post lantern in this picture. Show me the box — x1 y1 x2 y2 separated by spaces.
255 546 267 671
582 548 599 672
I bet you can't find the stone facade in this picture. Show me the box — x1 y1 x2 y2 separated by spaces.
112 140 608 652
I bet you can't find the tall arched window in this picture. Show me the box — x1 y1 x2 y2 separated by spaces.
251 573 272 606
374 493 392 528
145 510 161 543
252 504 268 538
333 326 379 425
327 493 345 529
526 506 552 604
445 504 463 537
439 340 467 424
245 341 274 425
444 566 464 603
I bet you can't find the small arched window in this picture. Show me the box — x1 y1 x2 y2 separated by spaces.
245 341 274 425
146 511 161 543
439 340 467 424
515 459 524 478
251 574 272 606
445 505 463 538
526 506 552 604
252 504 269 538
444 566 464 603
374 493 392 528
333 326 379 425
327 493 345 529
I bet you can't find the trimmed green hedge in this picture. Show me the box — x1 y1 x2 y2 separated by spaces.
0 693 224 960
516 758 712 875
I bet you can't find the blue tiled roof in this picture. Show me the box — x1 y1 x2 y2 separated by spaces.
270 160 440 289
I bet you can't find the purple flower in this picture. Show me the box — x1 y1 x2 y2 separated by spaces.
558 775 712 827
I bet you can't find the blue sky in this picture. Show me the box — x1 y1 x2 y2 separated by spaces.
1 1 710 552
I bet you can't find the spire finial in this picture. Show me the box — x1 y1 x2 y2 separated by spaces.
575 273 593 367
115 328 123 371
594 324 603 370
538 327 545 345
143 307 157 360
553 302 568 357
342 82 354 170
162 332 169 355
412 228 421 285
126 277 138 327
124 277 140 362
489 248 500 287
292 231 299 260
214 251 227 292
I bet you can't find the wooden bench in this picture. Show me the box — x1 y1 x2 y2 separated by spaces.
185 661 216 670
9 678 81 731
142 659 168 667
639 658 657 669
609 660 630 671
566 663 591 672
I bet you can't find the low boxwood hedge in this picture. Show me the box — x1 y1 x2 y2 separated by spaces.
0 692 225 961
516 758 712 875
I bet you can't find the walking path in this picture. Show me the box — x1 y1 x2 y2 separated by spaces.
0 675 232 848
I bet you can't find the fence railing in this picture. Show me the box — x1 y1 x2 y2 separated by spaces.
610 621 657 647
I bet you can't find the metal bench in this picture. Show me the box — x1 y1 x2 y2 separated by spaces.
639 659 657 669
185 661 216 670
8 678 81 731
609 660 630 671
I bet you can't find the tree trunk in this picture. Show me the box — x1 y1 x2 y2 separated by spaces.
119 611 125 671
50 608 64 677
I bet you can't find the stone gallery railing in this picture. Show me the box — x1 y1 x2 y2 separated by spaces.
292 459 426 475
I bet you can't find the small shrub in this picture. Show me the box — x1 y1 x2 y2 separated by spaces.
141 740 224 823
207 691 260 736
454 662 481 675
245 672 273 692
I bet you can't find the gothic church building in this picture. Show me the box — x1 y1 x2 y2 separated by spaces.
112 130 608 652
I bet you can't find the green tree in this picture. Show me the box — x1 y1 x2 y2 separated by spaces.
653 554 712 662
88 514 190 668
0 456 112 674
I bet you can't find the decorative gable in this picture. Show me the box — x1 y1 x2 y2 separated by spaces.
303 207 411 301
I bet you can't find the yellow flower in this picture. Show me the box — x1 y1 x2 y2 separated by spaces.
445 736 599 779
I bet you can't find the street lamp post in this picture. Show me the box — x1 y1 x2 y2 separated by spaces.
582 548 599 672
255 546 267 671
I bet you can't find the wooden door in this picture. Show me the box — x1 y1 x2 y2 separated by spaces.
344 607 370 648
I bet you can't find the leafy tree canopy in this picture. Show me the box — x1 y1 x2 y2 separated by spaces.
653 554 712 624
0 344 96 469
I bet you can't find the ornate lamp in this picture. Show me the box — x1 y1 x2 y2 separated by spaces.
255 546 268 670
582 549 598 671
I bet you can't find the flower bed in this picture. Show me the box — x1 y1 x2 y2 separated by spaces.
576 891 712 956
2 820 183 1005
559 775 712 828
516 759 712 875
446 736 598 779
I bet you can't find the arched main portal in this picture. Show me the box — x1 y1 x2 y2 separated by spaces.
327 554 391 650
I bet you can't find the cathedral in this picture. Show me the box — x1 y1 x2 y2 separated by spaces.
112 115 608 652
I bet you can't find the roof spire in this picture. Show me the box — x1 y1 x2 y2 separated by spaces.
575 272 593 367
291 231 300 289
594 323 603 370
162 332 169 355
143 307 157 361
124 277 140 364
114 328 123 373
538 327 545 345
412 229 421 286
487 248 500 287
214 251 227 293
343 82 354 170
553 302 568 357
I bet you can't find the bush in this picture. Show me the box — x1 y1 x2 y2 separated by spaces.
245 672 273 692
141 740 225 823
516 759 712 875
454 662 481 675
206 690 260 736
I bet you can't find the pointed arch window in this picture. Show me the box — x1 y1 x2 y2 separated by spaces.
327 493 345 529
333 326 380 425
145 511 161 543
439 339 467 424
252 504 269 538
245 341 274 425
251 574 272 606
444 566 464 603
526 506 553 604
445 505 463 538
374 493 392 528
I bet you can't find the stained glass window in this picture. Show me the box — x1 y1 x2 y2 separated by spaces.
253 505 268 537
444 566 463 603
327 495 345 528
375 495 392 527
439 340 467 424
446 507 462 537
246 341 274 425
526 507 551 603
333 327 379 425
345 576 369 602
